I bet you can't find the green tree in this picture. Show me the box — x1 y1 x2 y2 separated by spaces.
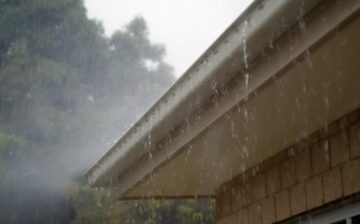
0 0 213 223
118 199 215 224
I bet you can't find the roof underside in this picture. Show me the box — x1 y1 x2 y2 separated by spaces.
124 15 360 198
86 0 360 200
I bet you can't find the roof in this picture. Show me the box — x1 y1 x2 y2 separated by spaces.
86 0 360 200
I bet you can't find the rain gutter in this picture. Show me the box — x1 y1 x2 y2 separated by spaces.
86 0 359 198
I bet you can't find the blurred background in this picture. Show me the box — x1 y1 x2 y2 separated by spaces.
0 0 252 223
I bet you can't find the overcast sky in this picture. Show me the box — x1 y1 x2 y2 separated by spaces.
84 0 253 77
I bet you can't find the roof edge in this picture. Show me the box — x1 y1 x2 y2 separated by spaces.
86 0 325 187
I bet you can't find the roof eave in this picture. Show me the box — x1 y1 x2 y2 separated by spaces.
86 0 333 189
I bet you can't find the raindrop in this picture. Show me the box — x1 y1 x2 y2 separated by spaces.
304 50 313 70
295 97 301 109
211 79 217 91
298 19 306 34
97 199 103 208
340 38 347 46
269 39 274 49
240 164 246 173
149 151 153 159
243 108 249 121
288 148 295 156
324 95 330 110
302 85 307 93
230 120 237 139
237 104 242 113
242 146 249 157
244 72 250 89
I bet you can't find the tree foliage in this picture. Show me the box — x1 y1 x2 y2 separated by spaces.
0 0 214 223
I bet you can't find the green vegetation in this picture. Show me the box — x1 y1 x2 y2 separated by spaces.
71 181 214 224
0 0 214 223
